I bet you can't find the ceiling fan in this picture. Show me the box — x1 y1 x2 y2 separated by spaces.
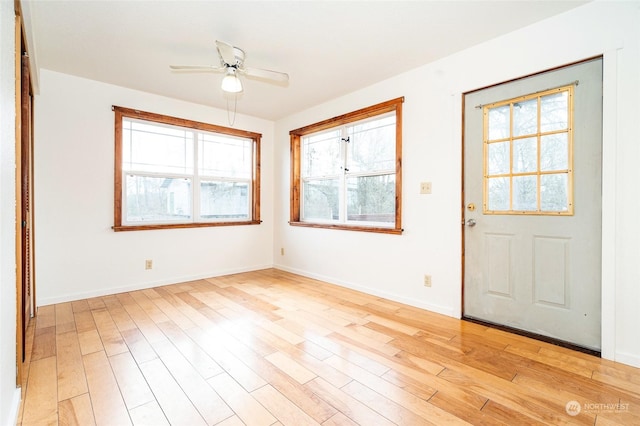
170 40 289 94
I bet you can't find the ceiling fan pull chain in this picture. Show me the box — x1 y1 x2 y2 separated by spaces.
226 94 238 127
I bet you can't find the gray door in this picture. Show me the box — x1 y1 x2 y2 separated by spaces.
463 58 603 351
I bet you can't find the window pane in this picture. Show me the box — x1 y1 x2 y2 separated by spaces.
123 119 194 174
513 175 537 211
488 105 509 140
541 91 568 132
302 179 339 221
200 181 249 220
481 86 573 216
125 175 191 222
513 137 537 173
346 174 395 224
487 177 509 211
513 98 538 137
302 130 341 177
347 115 395 173
540 133 568 171
200 135 252 179
487 141 509 175
541 173 568 211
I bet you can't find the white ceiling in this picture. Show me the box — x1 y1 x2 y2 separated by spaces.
25 1 587 121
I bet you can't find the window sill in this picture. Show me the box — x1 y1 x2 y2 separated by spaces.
289 221 402 235
113 220 261 232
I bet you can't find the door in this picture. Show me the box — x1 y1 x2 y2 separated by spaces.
21 51 34 351
463 58 602 351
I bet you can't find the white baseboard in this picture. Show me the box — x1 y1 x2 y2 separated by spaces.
274 264 457 318
5 387 21 426
615 351 640 368
37 264 274 306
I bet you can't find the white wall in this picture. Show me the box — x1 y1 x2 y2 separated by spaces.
0 2 21 425
274 1 640 367
34 70 276 305
30 1 640 371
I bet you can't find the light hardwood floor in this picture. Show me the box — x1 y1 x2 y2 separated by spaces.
16 269 640 425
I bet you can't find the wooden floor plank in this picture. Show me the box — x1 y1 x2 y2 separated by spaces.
148 293 197 331
325 354 467 424
208 373 277 426
35 305 55 329
265 350 317 384
21 356 58 426
56 330 88 401
121 301 170 346
150 338 234 424
213 415 246 426
305 377 397 426
104 301 138 334
251 384 320 426
18 269 640 426
30 325 56 361
82 351 132 426
138 358 207 426
73 310 97 334
55 302 76 335
226 341 339 423
340 379 436 425
186 326 268 392
321 412 359 426
108 352 155 410
91 309 128 357
119 328 158 365
58 393 96 426
156 320 224 379
129 291 170 324
77 329 104 356
128 401 169 426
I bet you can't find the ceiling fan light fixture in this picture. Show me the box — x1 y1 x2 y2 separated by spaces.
221 70 243 93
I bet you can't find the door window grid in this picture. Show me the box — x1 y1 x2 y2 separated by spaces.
483 85 574 215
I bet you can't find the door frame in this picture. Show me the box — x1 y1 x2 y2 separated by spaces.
14 11 23 388
460 55 610 355
14 1 36 387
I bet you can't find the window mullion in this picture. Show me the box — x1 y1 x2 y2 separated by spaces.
509 103 514 211
536 96 542 212
192 131 200 223
340 126 349 223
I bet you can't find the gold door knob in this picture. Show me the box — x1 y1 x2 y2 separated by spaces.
467 203 476 211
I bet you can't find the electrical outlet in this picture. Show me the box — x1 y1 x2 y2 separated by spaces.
420 182 432 194
280 247 285 256
423 274 432 287
145 259 153 270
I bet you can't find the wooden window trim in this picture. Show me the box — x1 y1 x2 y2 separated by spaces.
113 106 261 231
289 97 404 234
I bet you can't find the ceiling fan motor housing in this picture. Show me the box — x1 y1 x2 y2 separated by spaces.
230 47 245 67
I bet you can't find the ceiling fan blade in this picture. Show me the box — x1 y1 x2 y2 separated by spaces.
169 65 225 72
243 67 289 83
215 40 237 65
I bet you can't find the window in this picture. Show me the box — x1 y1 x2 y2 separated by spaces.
483 86 574 215
290 97 403 234
113 107 261 231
